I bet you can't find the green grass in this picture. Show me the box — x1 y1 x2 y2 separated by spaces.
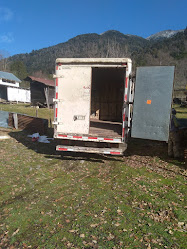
173 104 187 119
1 103 186 122
0 103 54 123
0 103 186 248
0 129 186 249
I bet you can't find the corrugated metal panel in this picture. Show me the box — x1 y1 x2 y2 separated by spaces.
131 66 175 141
25 76 55 87
0 111 9 128
0 71 21 82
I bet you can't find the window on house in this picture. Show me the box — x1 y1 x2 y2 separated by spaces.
2 78 16 84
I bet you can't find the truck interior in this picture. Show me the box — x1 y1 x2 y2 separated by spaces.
89 67 126 138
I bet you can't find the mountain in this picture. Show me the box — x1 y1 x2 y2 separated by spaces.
147 29 184 40
9 30 149 75
7 28 187 89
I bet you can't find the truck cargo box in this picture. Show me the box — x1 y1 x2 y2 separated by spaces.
53 58 174 155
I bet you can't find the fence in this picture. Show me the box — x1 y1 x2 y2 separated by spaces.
0 110 48 134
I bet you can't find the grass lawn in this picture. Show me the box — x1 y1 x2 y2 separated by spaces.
0 103 54 124
173 104 187 119
0 103 187 123
0 128 186 249
0 103 187 248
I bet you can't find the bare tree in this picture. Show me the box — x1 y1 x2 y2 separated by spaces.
32 70 48 78
0 50 10 71
105 38 122 58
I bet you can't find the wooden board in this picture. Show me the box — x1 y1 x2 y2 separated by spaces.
89 119 122 138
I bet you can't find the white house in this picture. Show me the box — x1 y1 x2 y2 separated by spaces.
0 71 30 103
0 71 21 88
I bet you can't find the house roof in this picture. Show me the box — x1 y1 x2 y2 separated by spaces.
0 71 21 83
25 76 55 87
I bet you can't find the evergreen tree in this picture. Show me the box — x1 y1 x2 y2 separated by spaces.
10 61 29 88
10 61 27 80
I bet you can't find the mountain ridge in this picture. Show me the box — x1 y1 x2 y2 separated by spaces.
147 29 185 40
6 28 187 89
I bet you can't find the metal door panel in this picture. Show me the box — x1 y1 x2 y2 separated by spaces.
57 67 91 134
131 66 174 141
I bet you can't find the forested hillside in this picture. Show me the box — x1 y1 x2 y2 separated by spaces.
7 28 187 89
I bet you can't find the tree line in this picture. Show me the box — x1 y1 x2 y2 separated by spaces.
0 28 186 89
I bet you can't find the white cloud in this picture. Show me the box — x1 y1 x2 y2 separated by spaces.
0 7 13 22
0 33 14 43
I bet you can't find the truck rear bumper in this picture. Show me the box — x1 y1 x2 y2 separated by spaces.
56 145 125 155
55 133 122 143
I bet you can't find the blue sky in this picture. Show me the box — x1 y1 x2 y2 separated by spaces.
0 0 186 56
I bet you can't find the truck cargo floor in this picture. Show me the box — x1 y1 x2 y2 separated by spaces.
89 119 122 138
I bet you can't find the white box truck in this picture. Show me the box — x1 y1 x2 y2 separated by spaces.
53 58 175 155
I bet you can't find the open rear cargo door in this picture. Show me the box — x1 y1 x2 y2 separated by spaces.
57 67 91 134
131 66 175 141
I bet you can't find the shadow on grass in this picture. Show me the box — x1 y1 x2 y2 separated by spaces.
8 129 123 163
0 178 50 209
177 110 187 114
125 138 186 169
8 121 186 168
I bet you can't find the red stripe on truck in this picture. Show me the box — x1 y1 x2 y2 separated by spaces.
56 78 58 87
55 108 58 118
125 77 128 88
59 148 68 151
110 152 121 155
122 127 125 138
57 135 122 142
56 92 58 99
